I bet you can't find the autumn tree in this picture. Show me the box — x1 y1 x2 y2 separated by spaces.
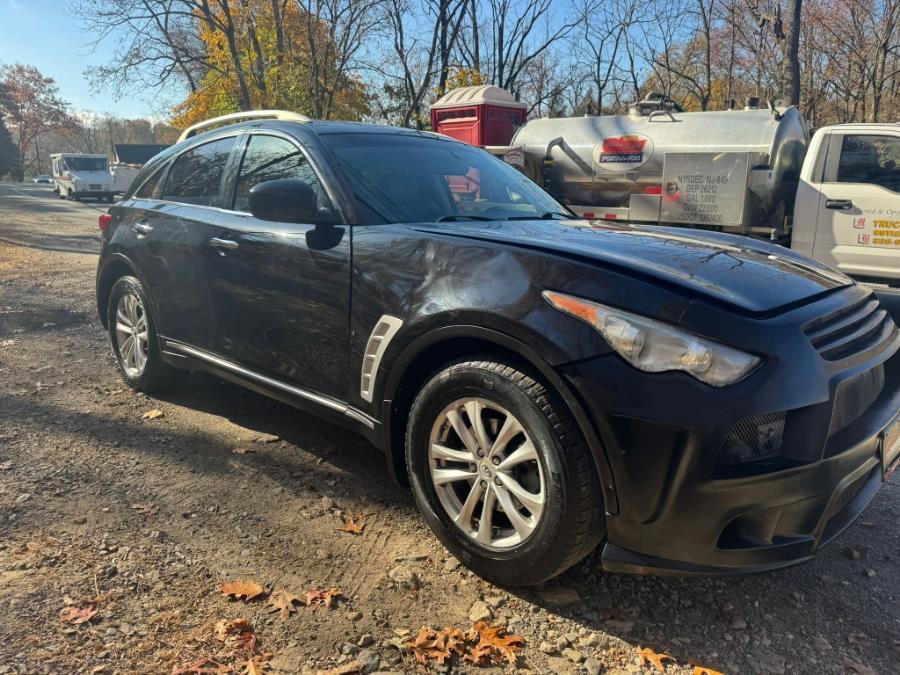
0 111 18 178
0 64 74 179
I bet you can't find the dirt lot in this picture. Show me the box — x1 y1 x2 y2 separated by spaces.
0 181 898 675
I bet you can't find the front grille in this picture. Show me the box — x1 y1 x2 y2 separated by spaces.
829 364 885 435
717 411 786 468
89 184 102 190
803 294 894 360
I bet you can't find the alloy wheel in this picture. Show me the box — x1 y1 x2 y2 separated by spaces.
428 397 545 549
115 291 149 377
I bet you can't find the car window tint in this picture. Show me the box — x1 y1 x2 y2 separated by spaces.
162 137 235 207
837 135 900 193
233 135 329 213
134 166 165 199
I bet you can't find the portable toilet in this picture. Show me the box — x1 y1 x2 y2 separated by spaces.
430 85 527 146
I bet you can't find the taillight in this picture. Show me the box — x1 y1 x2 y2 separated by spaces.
643 185 662 195
99 213 113 231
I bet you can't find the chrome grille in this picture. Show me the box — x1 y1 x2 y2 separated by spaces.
803 295 894 360
829 364 885 435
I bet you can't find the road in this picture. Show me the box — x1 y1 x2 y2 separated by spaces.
0 180 898 674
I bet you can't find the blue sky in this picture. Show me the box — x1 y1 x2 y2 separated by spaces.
0 0 158 118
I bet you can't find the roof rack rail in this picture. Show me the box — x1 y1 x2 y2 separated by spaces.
177 110 312 143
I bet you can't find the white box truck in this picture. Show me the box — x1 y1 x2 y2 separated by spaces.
50 153 115 203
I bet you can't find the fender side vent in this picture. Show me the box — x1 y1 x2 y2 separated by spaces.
360 315 404 403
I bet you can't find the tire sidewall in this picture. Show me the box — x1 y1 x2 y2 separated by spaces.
107 276 164 391
406 364 580 585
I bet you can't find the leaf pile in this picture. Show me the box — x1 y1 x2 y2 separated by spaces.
402 620 524 667
172 618 271 674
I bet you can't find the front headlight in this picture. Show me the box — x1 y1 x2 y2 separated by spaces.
543 290 761 387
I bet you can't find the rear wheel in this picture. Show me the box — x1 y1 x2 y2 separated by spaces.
107 276 173 393
406 359 605 586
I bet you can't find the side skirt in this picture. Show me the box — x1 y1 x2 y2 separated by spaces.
160 338 382 445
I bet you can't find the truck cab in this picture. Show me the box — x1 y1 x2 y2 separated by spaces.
50 153 116 203
791 124 900 284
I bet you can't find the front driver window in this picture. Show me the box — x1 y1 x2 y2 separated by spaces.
837 135 900 193
232 135 329 213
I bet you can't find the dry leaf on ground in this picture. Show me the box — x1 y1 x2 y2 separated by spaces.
220 579 266 601
214 617 259 654
232 447 255 455
170 658 227 674
266 589 303 620
142 409 164 420
692 667 724 675
406 626 467 665
59 605 97 624
302 587 343 610
131 503 158 515
465 621 524 667
242 655 271 674
337 512 366 534
315 662 363 675
637 646 675 671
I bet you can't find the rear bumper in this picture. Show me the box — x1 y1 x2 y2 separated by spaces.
563 337 900 576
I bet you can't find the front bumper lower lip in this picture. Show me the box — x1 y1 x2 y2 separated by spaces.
600 463 884 576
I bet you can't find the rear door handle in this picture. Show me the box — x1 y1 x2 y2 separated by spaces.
825 199 854 210
209 237 239 251
132 223 153 236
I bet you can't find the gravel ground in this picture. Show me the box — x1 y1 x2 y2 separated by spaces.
0 181 898 675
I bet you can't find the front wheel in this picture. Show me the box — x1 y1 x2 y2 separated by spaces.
406 360 605 586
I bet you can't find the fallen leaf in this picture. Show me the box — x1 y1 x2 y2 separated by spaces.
171 659 223 674
232 447 255 455
142 409 164 420
59 605 97 624
302 587 343 610
638 646 675 672
465 621 524 666
337 512 366 535
242 655 271 674
315 662 362 675
692 667 724 675
131 503 158 515
0 461 12 471
405 626 467 665
266 589 303 620
215 617 259 654
840 656 876 675
220 579 265 601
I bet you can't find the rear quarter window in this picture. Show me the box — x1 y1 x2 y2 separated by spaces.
133 165 166 199
162 137 236 207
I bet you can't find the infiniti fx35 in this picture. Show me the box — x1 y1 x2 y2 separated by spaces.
96 116 900 584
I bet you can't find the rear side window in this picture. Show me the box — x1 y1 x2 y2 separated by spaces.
134 166 165 199
163 137 235 207
232 135 329 212
837 135 900 193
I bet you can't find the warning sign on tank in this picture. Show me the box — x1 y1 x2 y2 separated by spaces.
660 152 750 227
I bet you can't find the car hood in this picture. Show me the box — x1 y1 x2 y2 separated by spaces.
410 219 852 314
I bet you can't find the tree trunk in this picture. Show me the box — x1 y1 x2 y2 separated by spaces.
784 0 802 105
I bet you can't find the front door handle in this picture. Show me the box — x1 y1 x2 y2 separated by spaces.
825 199 854 210
209 237 239 251
132 223 153 236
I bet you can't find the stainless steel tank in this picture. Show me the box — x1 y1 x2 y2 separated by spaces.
508 102 809 237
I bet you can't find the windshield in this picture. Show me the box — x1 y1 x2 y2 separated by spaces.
321 132 569 224
64 157 108 172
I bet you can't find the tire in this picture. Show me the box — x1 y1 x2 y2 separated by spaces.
107 275 174 393
406 360 605 586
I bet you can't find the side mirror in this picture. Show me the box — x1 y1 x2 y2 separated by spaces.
249 178 336 224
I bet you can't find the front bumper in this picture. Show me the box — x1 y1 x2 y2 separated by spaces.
562 292 900 575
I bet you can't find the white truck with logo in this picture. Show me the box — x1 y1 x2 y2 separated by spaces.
50 153 115 203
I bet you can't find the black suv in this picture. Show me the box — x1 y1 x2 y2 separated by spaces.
96 113 900 584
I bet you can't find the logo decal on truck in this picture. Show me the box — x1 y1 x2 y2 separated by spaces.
853 217 866 229
592 134 653 174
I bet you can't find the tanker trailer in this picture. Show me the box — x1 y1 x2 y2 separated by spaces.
502 96 809 241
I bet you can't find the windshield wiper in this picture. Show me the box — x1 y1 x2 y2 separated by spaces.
436 215 495 222
505 211 578 221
